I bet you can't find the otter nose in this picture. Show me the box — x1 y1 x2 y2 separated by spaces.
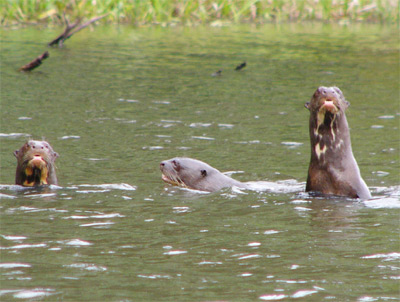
318 87 337 100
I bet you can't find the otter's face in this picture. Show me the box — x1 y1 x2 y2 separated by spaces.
305 86 353 164
160 158 209 190
14 140 59 186
305 86 349 130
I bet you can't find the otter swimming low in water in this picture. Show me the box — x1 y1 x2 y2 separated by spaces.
305 86 371 199
14 140 59 186
160 157 247 192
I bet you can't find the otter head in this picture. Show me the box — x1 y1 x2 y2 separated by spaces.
305 86 351 163
14 140 59 186
160 157 214 191
305 86 349 134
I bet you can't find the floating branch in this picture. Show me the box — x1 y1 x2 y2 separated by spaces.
235 62 246 71
211 70 222 77
19 51 49 72
49 13 108 47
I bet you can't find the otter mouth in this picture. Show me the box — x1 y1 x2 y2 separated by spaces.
320 99 339 114
22 155 49 186
317 99 340 129
161 172 188 188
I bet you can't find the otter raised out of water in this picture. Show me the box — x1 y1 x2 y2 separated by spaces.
305 86 371 199
14 140 59 186
160 157 247 192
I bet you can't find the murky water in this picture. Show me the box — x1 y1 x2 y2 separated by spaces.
1 24 399 301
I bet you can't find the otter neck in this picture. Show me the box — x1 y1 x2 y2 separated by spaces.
309 111 352 168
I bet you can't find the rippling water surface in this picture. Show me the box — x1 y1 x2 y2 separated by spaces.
0 24 399 301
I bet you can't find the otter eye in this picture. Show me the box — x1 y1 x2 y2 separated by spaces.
333 87 342 95
171 160 180 171
201 170 207 177
32 145 36 149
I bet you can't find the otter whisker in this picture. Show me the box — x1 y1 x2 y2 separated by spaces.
175 175 187 188
163 169 188 188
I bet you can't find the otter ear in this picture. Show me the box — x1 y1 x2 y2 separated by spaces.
304 102 310 110
13 150 19 158
201 169 207 177
344 100 350 108
54 152 59 158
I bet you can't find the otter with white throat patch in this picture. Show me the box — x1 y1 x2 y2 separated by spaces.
160 157 247 192
14 140 59 186
305 86 371 199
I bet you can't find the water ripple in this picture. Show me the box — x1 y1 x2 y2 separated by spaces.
0 263 31 268
237 254 261 260
163 250 187 256
1 235 27 241
291 289 318 298
79 221 114 227
191 136 215 140
1 243 47 250
0 133 30 138
13 288 56 299
62 239 92 246
198 261 222 265
137 274 171 279
259 294 287 300
361 252 400 261
263 230 281 235
78 183 136 191
65 263 107 271
364 197 400 209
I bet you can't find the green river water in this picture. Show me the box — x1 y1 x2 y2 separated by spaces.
0 24 399 301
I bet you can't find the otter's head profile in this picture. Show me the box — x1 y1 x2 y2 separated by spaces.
160 157 211 190
160 157 243 192
14 140 59 186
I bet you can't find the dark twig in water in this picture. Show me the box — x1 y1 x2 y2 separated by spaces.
19 51 49 72
48 13 108 47
211 70 222 77
235 62 246 71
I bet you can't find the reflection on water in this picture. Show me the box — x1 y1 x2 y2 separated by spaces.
0 24 399 301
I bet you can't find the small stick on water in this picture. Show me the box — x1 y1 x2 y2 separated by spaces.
19 51 49 72
211 70 222 77
235 62 246 71
49 13 109 47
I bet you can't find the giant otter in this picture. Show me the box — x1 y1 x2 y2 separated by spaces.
14 140 59 186
305 86 371 199
160 157 247 192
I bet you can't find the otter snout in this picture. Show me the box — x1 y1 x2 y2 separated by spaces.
317 86 338 100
